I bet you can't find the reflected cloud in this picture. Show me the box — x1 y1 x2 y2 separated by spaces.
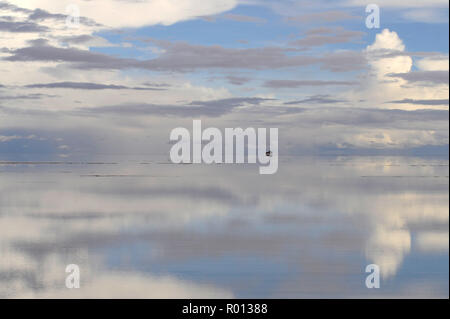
366 227 411 278
13 273 234 299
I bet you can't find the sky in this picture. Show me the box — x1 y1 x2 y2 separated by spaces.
0 0 448 159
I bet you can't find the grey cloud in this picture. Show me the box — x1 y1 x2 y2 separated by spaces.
292 27 365 48
4 42 367 72
28 8 67 21
320 51 367 72
286 10 361 23
370 50 442 59
0 4 97 35
57 35 96 44
4 45 132 66
389 98 449 106
226 76 252 85
27 38 49 47
4 44 300 70
198 15 217 22
283 107 449 127
56 34 113 47
0 93 58 100
151 43 367 72
0 20 49 33
388 71 449 84
191 97 273 107
81 97 273 118
284 95 347 105
264 79 356 88
28 8 100 27
25 82 166 91
200 13 266 24
141 82 171 88
79 99 449 125
139 42 319 71
304 27 335 35
222 13 266 23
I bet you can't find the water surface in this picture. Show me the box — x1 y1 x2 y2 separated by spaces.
0 156 448 298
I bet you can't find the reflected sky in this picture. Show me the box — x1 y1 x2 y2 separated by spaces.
0 156 448 298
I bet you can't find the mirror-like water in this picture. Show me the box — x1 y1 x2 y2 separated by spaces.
0 156 448 298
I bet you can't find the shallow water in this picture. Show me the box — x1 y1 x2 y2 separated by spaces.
0 156 448 298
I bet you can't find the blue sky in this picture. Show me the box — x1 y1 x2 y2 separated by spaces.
95 5 448 52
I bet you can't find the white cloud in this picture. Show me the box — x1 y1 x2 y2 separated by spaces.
0 134 39 142
416 56 449 71
366 28 412 78
344 29 449 111
0 135 21 142
8 0 238 28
